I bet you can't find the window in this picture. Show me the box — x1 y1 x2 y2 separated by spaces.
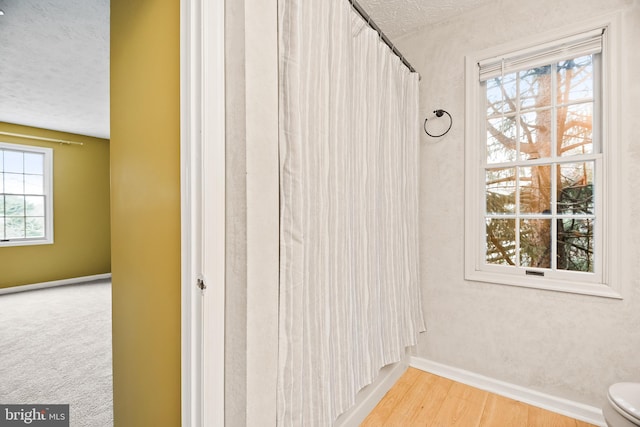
0 142 53 246
465 19 621 298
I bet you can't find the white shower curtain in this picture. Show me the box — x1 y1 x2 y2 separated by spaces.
278 0 426 425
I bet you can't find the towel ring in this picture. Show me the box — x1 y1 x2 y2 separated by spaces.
424 109 452 137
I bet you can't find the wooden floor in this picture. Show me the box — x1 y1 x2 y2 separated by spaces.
361 368 597 427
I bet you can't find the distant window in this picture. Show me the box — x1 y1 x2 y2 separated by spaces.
465 20 621 298
0 142 53 246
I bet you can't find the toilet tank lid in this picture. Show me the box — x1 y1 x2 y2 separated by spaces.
609 383 640 421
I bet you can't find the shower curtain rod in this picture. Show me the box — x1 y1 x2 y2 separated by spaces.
349 0 420 78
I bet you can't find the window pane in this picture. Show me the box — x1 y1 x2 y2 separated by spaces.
4 151 23 173
519 110 552 160
487 116 517 163
25 196 45 216
519 65 552 110
558 162 594 215
520 219 551 268
26 217 45 238
557 55 593 103
0 145 52 244
5 195 25 216
486 218 516 265
486 168 516 214
24 175 44 195
486 73 517 116
558 102 593 156
520 165 551 214
557 218 594 272
4 173 24 194
24 153 44 174
474 33 605 287
6 217 25 239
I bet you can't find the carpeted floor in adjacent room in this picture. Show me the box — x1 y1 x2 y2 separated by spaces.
0 280 113 427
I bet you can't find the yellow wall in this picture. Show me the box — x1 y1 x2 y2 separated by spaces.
0 122 111 288
110 0 181 425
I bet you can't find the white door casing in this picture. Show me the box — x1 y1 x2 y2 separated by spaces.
181 0 226 426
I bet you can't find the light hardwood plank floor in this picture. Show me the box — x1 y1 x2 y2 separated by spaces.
361 368 597 427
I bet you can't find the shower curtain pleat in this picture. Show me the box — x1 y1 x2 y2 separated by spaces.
278 0 426 424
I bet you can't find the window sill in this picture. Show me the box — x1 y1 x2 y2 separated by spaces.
465 269 622 299
0 239 54 248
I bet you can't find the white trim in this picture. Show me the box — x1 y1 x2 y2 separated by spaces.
244 0 279 424
180 0 226 426
478 28 604 81
410 357 606 427
180 0 202 425
467 14 618 75
465 270 622 299
600 12 622 301
0 273 112 295
201 0 226 424
464 13 622 299
0 142 54 247
335 360 409 427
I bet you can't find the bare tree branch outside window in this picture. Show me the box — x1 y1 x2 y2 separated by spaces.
484 55 596 272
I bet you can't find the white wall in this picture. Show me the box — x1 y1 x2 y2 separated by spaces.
225 0 279 425
224 0 248 424
397 0 640 408
245 0 280 423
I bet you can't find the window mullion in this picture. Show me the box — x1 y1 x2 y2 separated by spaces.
0 182 3 239
480 84 488 270
551 62 558 271
551 165 558 271
515 168 521 267
593 53 602 154
551 62 558 159
515 73 521 267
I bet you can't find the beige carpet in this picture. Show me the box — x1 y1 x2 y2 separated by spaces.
0 280 113 427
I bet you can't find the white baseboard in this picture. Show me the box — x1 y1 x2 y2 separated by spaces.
335 357 409 427
410 357 606 427
0 273 112 295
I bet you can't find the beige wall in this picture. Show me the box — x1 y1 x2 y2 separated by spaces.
225 0 280 424
397 0 640 408
0 122 110 288
244 0 280 424
224 0 248 424
110 0 181 425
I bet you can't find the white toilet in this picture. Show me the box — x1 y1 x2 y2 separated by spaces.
604 383 640 427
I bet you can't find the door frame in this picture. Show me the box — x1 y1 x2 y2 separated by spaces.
180 0 226 425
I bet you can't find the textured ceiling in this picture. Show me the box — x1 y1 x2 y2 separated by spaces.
0 0 489 140
358 0 497 39
0 0 109 139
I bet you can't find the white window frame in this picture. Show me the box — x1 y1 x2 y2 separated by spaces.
464 15 622 299
0 142 54 247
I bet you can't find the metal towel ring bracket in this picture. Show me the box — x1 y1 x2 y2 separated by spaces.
424 109 452 137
